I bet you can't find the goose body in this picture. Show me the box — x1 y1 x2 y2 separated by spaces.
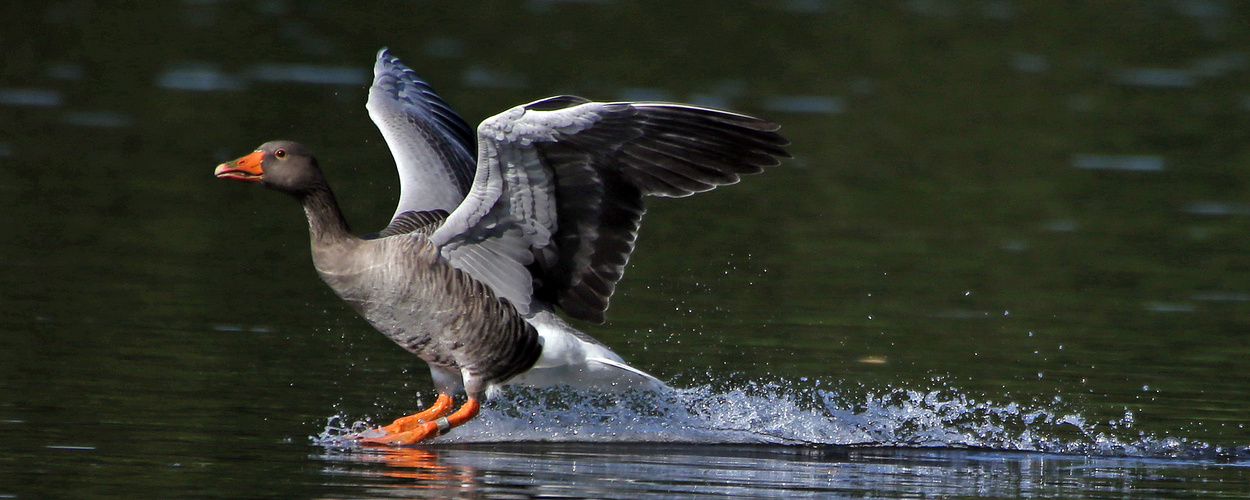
215 49 788 444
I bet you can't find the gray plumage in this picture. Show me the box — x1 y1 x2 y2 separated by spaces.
311 222 540 393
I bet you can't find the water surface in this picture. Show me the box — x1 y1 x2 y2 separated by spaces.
3 0 1250 497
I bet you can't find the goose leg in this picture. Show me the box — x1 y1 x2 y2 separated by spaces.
361 397 480 446
374 393 456 435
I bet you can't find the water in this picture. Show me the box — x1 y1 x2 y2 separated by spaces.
314 445 1250 499
4 0 1250 497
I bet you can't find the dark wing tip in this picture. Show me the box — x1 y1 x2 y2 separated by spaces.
609 103 790 198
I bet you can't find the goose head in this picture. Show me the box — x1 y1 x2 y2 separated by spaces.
215 140 325 196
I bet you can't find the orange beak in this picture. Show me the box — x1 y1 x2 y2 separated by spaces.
214 150 265 182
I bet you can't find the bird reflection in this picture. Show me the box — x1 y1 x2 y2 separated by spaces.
322 447 478 497
376 448 472 483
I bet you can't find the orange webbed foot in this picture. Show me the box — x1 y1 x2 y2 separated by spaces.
376 393 455 435
360 421 441 445
357 397 481 446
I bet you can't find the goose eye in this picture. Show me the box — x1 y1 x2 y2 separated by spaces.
274 149 286 159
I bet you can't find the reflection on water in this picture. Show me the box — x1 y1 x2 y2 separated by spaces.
318 443 1250 499
1071 154 1167 173
0 88 63 107
322 448 477 497
154 62 367 91
462 64 530 90
155 63 246 92
762 95 846 115
45 62 85 81
60 111 135 129
1114 68 1198 89
1184 201 1250 217
248 64 367 86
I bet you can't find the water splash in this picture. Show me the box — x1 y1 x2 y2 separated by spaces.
316 376 1249 461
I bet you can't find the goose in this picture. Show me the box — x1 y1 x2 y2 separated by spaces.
214 49 788 445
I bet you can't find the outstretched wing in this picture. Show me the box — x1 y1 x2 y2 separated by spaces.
367 48 476 227
429 96 789 322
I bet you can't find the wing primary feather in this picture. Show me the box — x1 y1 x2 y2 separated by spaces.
619 143 741 186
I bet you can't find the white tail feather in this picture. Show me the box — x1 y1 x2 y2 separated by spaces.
489 310 668 396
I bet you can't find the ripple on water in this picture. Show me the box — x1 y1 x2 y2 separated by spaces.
0 88 63 107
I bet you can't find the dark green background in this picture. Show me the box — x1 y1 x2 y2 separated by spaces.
3 0 1249 497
